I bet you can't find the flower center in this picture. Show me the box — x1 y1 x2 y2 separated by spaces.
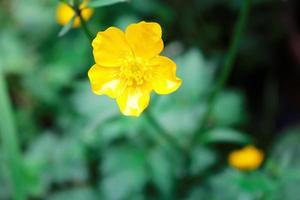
120 57 152 86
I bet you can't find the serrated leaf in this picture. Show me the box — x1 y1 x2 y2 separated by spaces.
199 128 252 144
58 15 76 37
88 0 128 8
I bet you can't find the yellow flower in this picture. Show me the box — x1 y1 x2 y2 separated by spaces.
229 145 264 171
88 21 182 116
56 0 93 28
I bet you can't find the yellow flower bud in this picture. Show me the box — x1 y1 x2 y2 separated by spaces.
56 0 93 28
229 145 264 171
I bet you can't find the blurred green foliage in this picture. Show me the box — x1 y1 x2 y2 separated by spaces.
0 0 299 199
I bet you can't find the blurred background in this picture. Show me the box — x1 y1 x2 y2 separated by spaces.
0 0 300 199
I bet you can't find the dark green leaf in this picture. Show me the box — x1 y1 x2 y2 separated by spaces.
88 0 128 8
200 128 252 144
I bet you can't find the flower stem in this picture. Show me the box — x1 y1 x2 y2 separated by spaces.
66 0 93 42
193 0 251 142
77 12 93 42
0 69 26 200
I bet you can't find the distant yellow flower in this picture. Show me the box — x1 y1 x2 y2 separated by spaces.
88 21 182 116
56 0 93 28
229 145 264 171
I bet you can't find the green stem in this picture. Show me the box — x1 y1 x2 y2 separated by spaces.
144 110 185 153
193 0 251 142
77 11 93 42
65 0 93 42
0 69 26 200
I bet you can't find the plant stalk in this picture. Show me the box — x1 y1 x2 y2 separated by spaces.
193 0 252 143
0 69 26 200
77 11 93 42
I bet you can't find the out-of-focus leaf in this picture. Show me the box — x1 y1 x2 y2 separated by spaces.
24 133 88 197
71 81 118 120
258 127 300 200
114 14 139 30
100 145 147 200
13 0 57 39
237 171 275 195
58 15 76 37
211 90 246 126
195 169 274 200
271 179 300 200
199 128 252 144
94 115 150 147
46 187 98 200
88 0 128 8
266 126 300 177
0 29 35 74
189 146 217 175
0 151 11 199
265 126 300 199
175 49 215 100
147 146 175 198
151 49 215 141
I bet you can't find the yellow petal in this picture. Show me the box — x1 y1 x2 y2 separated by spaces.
116 85 151 116
149 56 182 95
81 8 93 22
92 27 132 67
88 64 124 98
125 21 163 59
56 2 93 28
56 3 76 26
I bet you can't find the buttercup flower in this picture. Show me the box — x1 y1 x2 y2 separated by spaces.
229 145 264 171
88 21 182 116
56 0 93 28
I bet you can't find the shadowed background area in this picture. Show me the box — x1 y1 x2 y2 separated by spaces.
0 0 300 199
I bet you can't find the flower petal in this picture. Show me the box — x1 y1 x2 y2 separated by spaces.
116 85 151 117
150 56 182 94
125 21 163 59
92 27 132 67
56 3 77 26
88 64 124 98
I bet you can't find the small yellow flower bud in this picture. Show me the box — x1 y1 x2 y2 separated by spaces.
56 0 93 28
229 145 264 171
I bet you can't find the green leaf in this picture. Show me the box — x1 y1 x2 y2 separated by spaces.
100 145 148 200
88 0 128 8
199 127 252 144
58 15 75 37
201 169 275 200
189 146 217 175
147 146 175 198
24 133 88 196
211 90 246 126
0 28 35 74
266 126 300 177
150 49 215 139
46 187 98 200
